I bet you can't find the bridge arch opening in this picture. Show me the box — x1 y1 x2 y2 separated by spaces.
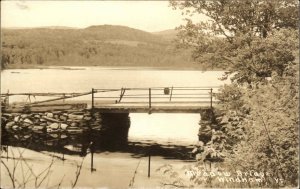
128 113 200 146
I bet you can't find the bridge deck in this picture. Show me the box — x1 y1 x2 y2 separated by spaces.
93 102 213 113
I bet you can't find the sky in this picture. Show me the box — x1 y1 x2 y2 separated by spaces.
1 0 206 32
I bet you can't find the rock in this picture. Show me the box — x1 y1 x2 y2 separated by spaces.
79 122 88 128
12 125 20 130
91 126 101 131
34 114 41 119
68 114 84 120
59 115 67 121
67 129 83 134
45 141 54 146
53 111 62 114
1 117 8 123
23 119 33 125
6 121 15 128
71 122 78 127
14 116 20 122
40 118 46 122
32 126 45 132
24 135 31 139
93 120 102 125
60 123 68 130
72 111 84 115
67 126 79 130
21 114 29 119
32 130 43 134
93 112 100 116
84 116 92 121
61 134 68 139
33 119 40 124
54 115 59 119
43 116 60 123
48 123 59 130
64 145 78 152
50 134 59 138
95 117 102 121
2 113 13 117
21 122 31 127
33 125 45 130
46 113 54 118
14 135 19 139
40 123 47 126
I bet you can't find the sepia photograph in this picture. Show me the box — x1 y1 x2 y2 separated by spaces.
0 0 299 188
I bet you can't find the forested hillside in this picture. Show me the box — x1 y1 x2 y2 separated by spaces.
1 25 200 69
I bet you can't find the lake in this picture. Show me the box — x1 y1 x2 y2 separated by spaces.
1 67 229 145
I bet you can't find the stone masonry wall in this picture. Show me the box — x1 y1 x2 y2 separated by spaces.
1 110 131 149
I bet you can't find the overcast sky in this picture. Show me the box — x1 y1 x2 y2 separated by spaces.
1 0 206 32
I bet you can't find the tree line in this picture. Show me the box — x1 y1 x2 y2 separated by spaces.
1 26 200 69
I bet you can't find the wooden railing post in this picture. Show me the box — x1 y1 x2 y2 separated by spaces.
148 152 151 178
90 142 95 172
210 88 213 108
91 88 94 109
149 88 151 109
6 90 9 108
169 86 173 102
118 88 126 103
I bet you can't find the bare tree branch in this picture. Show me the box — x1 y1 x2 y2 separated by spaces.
0 159 16 188
128 159 141 187
71 157 85 188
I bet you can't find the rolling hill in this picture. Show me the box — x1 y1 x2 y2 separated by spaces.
1 25 199 69
152 29 178 41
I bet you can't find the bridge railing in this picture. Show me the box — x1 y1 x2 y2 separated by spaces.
0 92 92 108
92 87 219 109
0 87 220 109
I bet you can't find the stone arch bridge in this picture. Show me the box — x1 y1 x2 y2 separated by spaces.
1 87 221 148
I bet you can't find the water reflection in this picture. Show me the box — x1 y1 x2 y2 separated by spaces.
1 114 194 160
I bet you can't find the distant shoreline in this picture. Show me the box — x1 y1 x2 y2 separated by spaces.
2 65 223 71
